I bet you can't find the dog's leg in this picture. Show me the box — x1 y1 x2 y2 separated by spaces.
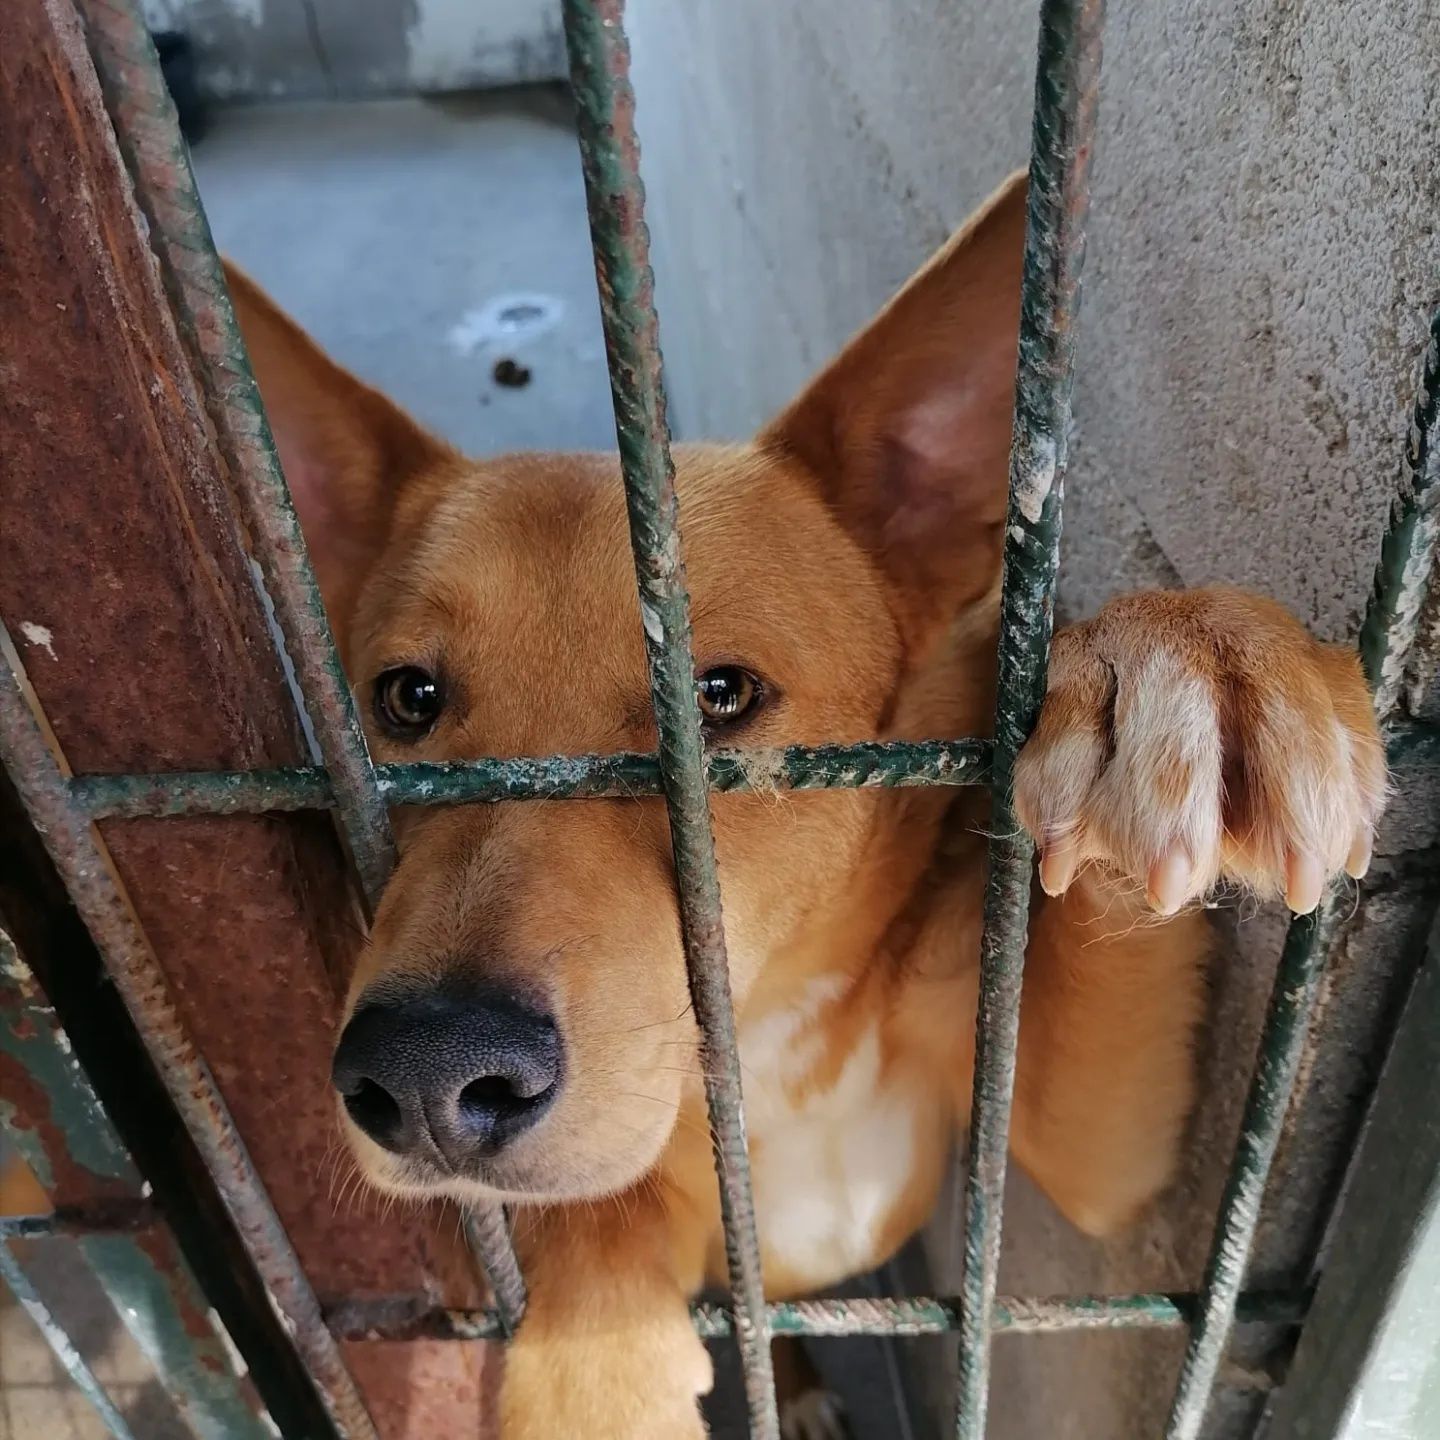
1006 872 1211 1233
996 586 1386 1233
501 1187 712 1440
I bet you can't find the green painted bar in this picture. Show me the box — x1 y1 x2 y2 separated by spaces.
560 0 779 1432
1164 311 1440 1440
324 1288 1307 1344
1265 922 1440 1437
0 669 376 1440
0 931 272 1440
68 738 992 818
957 2 1104 1437
0 1243 137 1440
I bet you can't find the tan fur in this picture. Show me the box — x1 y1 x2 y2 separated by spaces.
223 169 1385 1437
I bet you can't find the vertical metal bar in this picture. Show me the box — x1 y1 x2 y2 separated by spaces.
75 0 524 1324
0 1242 138 1440
1262 917 1440 1438
0 929 274 1440
75 0 394 912
1164 308 1440 1440
463 1204 527 1335
560 2 779 1434
955 2 1104 1436
0 645 379 1440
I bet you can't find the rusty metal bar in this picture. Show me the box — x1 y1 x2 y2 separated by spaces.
0 1205 157 1240
1164 307 1440 1439
75 0 395 911
462 1201 527 1335
957 2 1104 1437
75 0 525 1339
0 1241 138 1440
560 1 778 1433
324 1288 1307 1343
0 925 273 1440
67 739 992 818
0 650 378 1440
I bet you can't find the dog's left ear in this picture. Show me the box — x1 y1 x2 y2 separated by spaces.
759 170 1028 646
222 260 455 642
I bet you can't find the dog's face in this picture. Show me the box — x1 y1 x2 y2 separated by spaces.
228 172 1025 1205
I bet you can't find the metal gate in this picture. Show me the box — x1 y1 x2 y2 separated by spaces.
2 0 1438 1437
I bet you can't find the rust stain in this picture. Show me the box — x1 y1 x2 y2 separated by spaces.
1 6 483 1433
0 1050 133 1207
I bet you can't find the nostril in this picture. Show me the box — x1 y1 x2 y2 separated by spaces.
458 1073 556 1119
341 1077 406 1147
460 1075 517 1111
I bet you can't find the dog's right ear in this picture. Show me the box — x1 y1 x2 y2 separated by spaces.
222 261 454 635
758 170 1028 651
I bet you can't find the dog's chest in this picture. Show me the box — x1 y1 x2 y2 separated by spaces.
737 979 925 1292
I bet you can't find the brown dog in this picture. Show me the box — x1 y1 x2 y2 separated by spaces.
225 171 1385 1439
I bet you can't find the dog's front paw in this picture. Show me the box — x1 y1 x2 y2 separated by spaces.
500 1303 712 1440
1014 587 1387 915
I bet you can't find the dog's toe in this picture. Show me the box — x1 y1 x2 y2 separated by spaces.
779 1388 852 1440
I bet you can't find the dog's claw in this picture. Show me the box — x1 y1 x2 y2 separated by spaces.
1345 827 1373 881
1039 832 1079 897
1285 850 1326 915
1146 845 1192 916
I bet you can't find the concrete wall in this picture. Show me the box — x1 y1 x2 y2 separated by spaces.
628 3 1440 1437
140 0 565 101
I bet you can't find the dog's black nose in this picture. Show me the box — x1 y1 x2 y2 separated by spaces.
331 985 562 1167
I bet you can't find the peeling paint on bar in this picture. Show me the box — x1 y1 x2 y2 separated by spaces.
957 2 1104 1438
323 1288 1307 1344
68 739 993 818
0 668 377 1440
1164 311 1440 1440
75 0 395 912
560 1 778 1433
0 929 271 1440
0 1243 138 1440
0 1205 157 1240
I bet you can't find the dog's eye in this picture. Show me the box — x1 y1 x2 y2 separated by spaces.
696 666 762 726
374 666 444 737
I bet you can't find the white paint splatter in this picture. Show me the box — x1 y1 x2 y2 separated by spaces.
18 621 56 660
1012 431 1058 524
448 293 564 356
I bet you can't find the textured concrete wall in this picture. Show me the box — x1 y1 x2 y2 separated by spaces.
628 3 1440 1436
140 0 565 101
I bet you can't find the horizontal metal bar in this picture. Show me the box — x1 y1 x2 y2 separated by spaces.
323 1288 1307 1343
562 0 777 1431
67 739 992 818
57 720 1440 820
0 1203 157 1240
1164 306 1440 1440
0 1240 137 1440
958 0 1104 1436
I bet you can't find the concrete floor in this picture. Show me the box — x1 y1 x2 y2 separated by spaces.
1 90 919 1440
192 90 618 461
